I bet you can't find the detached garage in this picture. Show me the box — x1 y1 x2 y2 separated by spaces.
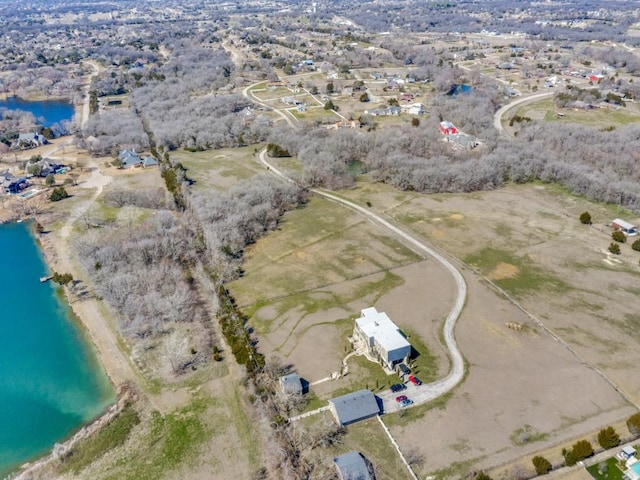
611 218 638 236
329 390 380 426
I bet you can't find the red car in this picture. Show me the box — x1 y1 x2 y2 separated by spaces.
408 375 422 386
395 395 408 403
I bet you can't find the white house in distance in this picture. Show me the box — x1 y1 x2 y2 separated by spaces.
353 307 411 371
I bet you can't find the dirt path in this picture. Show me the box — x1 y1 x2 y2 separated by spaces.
52 162 139 388
493 91 554 133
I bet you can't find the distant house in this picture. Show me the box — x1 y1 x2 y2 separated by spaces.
386 106 401 116
267 81 286 89
353 307 411 371
329 389 380 426
369 72 382 80
446 133 479 149
497 62 516 70
402 103 425 115
399 93 414 102
0 170 15 193
119 149 142 169
504 87 521 97
364 108 386 117
440 121 458 135
333 451 373 480
7 178 29 194
142 156 159 168
279 373 303 395
611 218 638 236
620 446 637 461
17 132 47 148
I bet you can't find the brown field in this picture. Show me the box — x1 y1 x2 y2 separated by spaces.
229 172 640 478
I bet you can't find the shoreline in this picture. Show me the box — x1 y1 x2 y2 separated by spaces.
0 218 127 480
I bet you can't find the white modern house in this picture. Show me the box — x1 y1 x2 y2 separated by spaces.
353 307 411 371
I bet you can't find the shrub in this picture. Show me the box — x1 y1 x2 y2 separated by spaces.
572 439 594 461
609 242 621 254
632 239 640 252
475 473 493 480
563 448 576 466
612 230 627 243
579 211 592 225
49 186 69 202
597 426 620 449
266 143 291 158
45 173 55 187
532 455 552 475
627 412 640 435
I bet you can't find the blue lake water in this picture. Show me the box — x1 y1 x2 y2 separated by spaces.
0 97 74 127
0 222 114 477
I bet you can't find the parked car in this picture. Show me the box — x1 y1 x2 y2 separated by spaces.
390 383 406 393
408 375 422 386
398 363 411 375
400 398 413 408
395 395 408 403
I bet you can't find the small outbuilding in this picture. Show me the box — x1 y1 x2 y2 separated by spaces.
329 389 380 426
611 218 638 236
279 373 303 395
621 445 637 460
333 451 373 480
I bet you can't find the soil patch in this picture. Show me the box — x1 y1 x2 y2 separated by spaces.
488 262 520 280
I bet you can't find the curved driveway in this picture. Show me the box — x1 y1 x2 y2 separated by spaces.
493 91 554 133
257 149 467 413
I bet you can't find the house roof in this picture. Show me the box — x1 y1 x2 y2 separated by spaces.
280 373 303 394
356 308 410 354
612 218 637 230
143 156 158 167
334 451 372 480
329 390 379 426
623 446 636 455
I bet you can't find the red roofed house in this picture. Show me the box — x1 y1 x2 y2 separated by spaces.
440 121 457 135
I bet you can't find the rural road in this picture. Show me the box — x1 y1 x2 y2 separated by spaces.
257 149 467 414
242 82 295 128
493 91 554 133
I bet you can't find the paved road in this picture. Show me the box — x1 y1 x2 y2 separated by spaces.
257 149 467 414
493 91 554 133
242 82 295 128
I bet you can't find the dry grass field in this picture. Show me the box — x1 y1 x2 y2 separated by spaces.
336 180 640 477
227 171 640 478
515 98 640 129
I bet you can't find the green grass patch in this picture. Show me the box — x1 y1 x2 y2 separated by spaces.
510 424 549 446
327 355 403 400
226 387 262 468
428 457 483 480
103 396 212 480
404 328 439 383
464 247 570 299
586 456 625 480
337 419 413 480
170 145 263 191
60 402 140 475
